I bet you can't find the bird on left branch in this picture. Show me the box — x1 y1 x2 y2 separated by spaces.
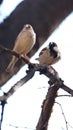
6 24 36 72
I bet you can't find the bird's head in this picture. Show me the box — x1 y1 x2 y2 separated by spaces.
49 42 59 58
49 42 57 49
24 24 32 30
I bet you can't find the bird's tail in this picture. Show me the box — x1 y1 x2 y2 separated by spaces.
6 56 17 72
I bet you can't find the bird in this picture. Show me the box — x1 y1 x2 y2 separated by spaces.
35 42 61 65
6 24 36 72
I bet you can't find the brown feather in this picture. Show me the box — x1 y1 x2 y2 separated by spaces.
39 47 47 56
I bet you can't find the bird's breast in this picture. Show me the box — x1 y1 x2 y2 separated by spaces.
38 50 60 65
13 30 36 55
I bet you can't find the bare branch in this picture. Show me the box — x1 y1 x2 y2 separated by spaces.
36 79 63 130
0 63 73 104
0 64 59 102
0 46 73 130
0 101 6 123
61 84 73 96
0 99 7 129
1 46 73 96
0 63 63 128
57 95 73 97
0 45 30 64
6 124 35 130
0 68 35 101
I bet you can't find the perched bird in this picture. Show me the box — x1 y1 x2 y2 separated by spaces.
6 24 36 72
36 42 61 65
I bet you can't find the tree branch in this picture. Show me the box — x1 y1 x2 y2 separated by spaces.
0 100 6 123
0 68 35 101
36 81 62 130
0 46 73 130
61 84 73 96
0 45 30 64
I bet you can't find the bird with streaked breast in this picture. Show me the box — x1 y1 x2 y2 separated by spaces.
35 42 61 65
6 24 36 72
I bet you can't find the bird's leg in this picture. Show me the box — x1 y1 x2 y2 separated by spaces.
19 54 30 64
24 54 31 64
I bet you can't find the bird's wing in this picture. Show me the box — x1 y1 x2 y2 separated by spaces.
39 47 47 56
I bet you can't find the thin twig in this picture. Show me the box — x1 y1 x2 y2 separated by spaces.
55 102 68 130
6 124 35 130
1 101 6 123
67 122 73 129
57 95 73 97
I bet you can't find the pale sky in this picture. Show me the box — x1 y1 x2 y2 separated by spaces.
0 1 73 130
0 0 23 22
